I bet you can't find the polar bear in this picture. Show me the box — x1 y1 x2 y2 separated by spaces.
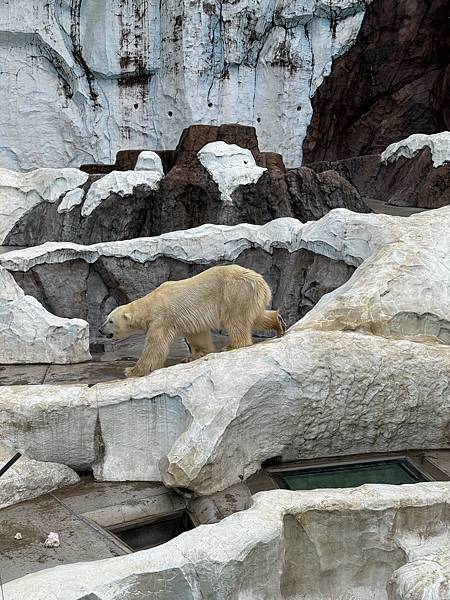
100 265 285 378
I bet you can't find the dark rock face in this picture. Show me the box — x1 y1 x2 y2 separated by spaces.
5 125 368 246
12 249 355 339
310 149 450 209
303 0 450 163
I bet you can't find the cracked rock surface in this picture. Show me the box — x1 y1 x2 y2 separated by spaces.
0 266 90 365
1 208 449 490
3 483 450 599
3 127 367 247
0 443 79 511
303 0 450 162
309 132 450 210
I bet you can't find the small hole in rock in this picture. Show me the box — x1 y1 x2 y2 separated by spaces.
168 111 173 117
208 102 213 107
134 103 139 109
296 106 301 111
256 117 261 123
244 160 248 164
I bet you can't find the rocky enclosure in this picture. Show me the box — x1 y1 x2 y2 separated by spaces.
2 126 367 246
1 0 450 596
4 484 450 599
2 208 449 490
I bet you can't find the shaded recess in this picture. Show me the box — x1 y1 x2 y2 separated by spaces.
303 0 450 162
11 248 355 338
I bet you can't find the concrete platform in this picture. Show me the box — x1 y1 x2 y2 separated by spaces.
363 197 426 216
0 478 184 583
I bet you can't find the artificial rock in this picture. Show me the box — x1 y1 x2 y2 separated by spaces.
0 443 79 511
1 208 449 492
303 0 450 162
3 484 450 599
0 1 372 171
0 266 90 365
309 132 450 209
2 131 367 247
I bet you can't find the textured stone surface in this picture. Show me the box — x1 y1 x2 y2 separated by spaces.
2 328 448 488
303 0 450 162
3 126 367 247
0 168 88 244
81 170 163 217
0 1 371 171
4 483 450 599
134 151 164 174
310 145 450 210
1 208 449 490
197 142 266 204
0 266 90 365
8 181 364 244
0 443 79 510
381 132 450 168
1 219 355 338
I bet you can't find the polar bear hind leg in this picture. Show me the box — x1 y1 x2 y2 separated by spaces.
253 310 286 337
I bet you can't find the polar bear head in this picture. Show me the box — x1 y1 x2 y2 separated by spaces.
100 305 139 340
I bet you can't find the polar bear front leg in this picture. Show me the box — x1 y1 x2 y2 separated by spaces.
125 327 175 378
182 331 215 363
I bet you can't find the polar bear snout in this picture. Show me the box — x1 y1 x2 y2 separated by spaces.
99 319 114 338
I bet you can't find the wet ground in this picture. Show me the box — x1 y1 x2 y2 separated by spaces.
0 478 183 583
0 333 267 386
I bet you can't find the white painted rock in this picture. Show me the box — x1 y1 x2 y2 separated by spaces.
81 170 163 216
0 168 88 243
0 1 371 171
57 187 85 214
134 151 164 174
1 207 449 490
1 329 448 490
0 443 79 510
296 206 450 344
0 266 90 364
381 132 450 168
197 142 266 203
3 483 450 599
0 217 303 270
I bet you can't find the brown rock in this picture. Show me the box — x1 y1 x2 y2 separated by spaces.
310 149 450 209
303 0 450 162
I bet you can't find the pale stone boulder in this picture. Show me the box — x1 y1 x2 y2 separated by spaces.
57 187 85 214
0 443 79 510
3 483 449 600
1 329 448 491
134 151 164 174
381 131 450 168
0 266 90 364
81 170 163 216
197 141 266 203
297 206 450 344
0 168 88 243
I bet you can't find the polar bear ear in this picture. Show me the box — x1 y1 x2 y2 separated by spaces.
123 312 132 322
